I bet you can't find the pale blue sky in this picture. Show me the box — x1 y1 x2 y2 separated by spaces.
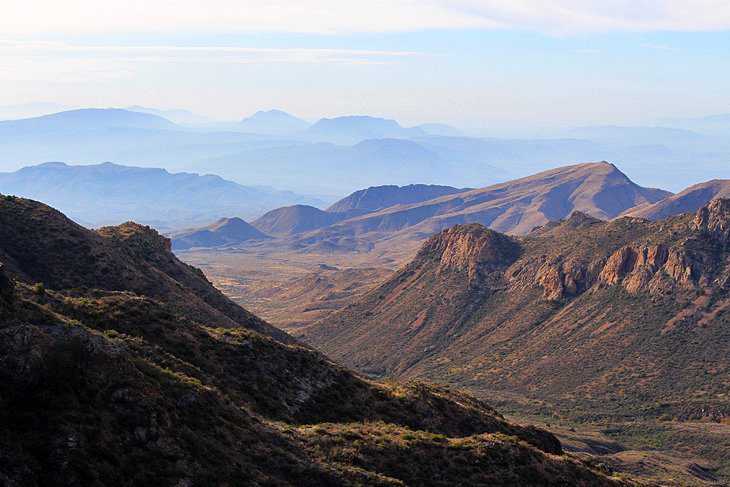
1 1 729 127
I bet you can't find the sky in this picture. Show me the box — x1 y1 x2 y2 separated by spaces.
1 0 730 127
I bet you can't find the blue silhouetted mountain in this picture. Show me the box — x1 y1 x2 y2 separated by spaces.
0 162 322 229
126 105 221 125
0 108 180 134
301 116 426 144
239 109 311 134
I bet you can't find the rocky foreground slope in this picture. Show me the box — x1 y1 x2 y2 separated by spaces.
0 195 623 485
308 199 730 423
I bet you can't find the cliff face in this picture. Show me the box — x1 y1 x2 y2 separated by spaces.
309 199 730 422
416 224 520 280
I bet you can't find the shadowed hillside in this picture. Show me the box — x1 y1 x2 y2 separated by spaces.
0 195 624 485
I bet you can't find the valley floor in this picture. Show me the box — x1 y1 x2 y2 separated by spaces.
485 390 730 486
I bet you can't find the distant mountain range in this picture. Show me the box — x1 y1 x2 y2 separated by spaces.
300 116 426 144
0 108 180 134
239 109 311 134
1 107 729 194
288 162 671 252
198 137 507 193
126 105 221 125
172 184 466 249
0 162 322 229
167 162 730 254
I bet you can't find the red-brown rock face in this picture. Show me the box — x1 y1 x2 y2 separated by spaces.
417 224 520 280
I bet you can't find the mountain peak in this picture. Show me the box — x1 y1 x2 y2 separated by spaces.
239 109 310 134
170 217 269 250
418 224 521 278
313 115 403 129
99 221 172 253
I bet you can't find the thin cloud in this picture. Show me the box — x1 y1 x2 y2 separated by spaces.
0 41 439 82
0 41 440 64
2 1 730 38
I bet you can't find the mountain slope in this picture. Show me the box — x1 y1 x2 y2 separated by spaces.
0 195 622 485
239 109 310 134
251 205 359 237
198 137 487 195
0 162 321 228
0 194 289 343
622 179 730 220
126 105 220 125
171 217 270 250
327 183 463 213
302 116 426 144
307 199 730 424
0 108 180 133
295 162 672 252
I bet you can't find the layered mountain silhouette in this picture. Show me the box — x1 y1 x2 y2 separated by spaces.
1 107 728 194
126 105 220 125
252 184 469 238
0 108 180 133
239 109 311 134
171 217 270 250
0 162 321 228
0 194 624 485
301 116 426 144
307 199 730 423
291 162 671 251
198 136 498 194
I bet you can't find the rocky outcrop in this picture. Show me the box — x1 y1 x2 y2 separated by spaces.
694 197 730 244
99 221 172 253
417 224 520 280
533 200 730 298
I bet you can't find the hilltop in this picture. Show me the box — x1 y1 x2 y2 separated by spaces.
327 183 463 213
239 109 311 134
171 217 270 250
